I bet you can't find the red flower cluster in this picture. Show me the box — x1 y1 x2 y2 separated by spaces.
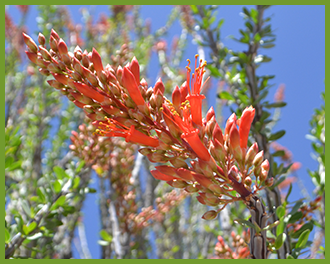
23 30 272 219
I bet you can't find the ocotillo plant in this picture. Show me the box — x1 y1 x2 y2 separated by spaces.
23 29 277 258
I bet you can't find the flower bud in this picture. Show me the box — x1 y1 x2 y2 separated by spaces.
261 159 270 173
253 150 264 167
172 85 181 109
22 32 38 53
167 179 188 188
264 177 274 187
91 47 104 72
38 33 46 46
154 78 165 94
184 184 199 193
202 210 218 220
245 142 258 168
57 38 68 54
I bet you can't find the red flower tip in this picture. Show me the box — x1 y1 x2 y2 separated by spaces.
182 129 211 161
52 73 68 86
172 85 181 108
50 29 60 41
229 124 240 150
206 106 215 122
212 123 224 145
129 56 140 85
126 126 159 148
224 113 237 136
122 66 145 106
73 81 105 103
91 48 104 72
57 38 68 54
179 81 188 103
150 170 176 181
25 51 38 64
154 78 165 94
22 32 38 53
238 106 255 150
176 168 195 181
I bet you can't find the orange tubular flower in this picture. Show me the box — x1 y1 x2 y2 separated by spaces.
150 170 177 181
95 118 159 148
238 106 255 150
121 65 145 106
162 105 211 162
185 55 209 126
73 81 105 103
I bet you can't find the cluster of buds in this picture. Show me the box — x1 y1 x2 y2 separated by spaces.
23 30 272 219
69 122 187 237
69 122 134 176
128 190 187 232
213 231 250 259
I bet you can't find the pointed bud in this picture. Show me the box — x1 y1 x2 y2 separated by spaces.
206 106 215 122
47 80 64 90
38 33 46 46
129 57 140 84
73 82 105 103
167 179 188 188
154 78 165 94
245 142 259 168
225 113 237 136
239 106 255 150
265 177 274 187
201 210 218 220
52 73 68 85
184 184 199 193
212 123 224 145
172 85 181 109
25 51 38 64
91 48 104 72
150 170 176 181
38 46 51 61
22 33 38 53
50 29 60 41
57 38 68 54
49 35 58 52
122 66 145 106
253 150 264 167
261 159 270 172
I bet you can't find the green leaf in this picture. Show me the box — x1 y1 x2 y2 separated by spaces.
288 211 303 224
276 206 285 219
37 187 46 203
26 222 37 235
5 228 10 243
52 195 66 210
234 218 255 230
190 5 199 14
99 229 113 242
53 180 62 194
291 222 313 239
296 229 310 249
264 102 287 108
269 130 286 141
274 233 287 250
272 150 285 157
250 8 258 24
218 91 235 101
72 177 80 189
53 166 68 180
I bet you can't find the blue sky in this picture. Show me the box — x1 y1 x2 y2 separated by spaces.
6 5 325 259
